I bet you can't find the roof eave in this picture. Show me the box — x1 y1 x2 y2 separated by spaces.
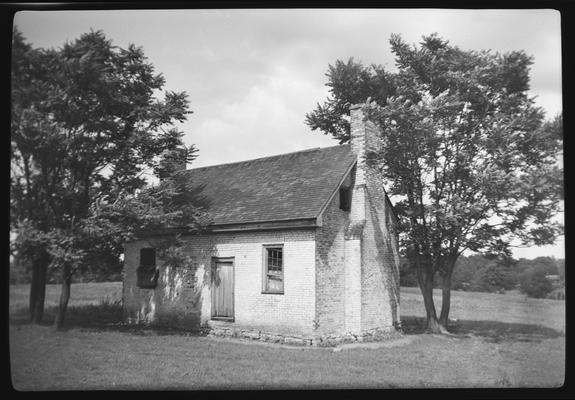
134 217 319 238
209 218 318 233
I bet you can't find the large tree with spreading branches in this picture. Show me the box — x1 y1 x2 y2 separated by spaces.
306 34 563 333
11 28 208 328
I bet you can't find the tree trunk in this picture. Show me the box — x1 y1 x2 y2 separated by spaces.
54 264 72 330
417 262 447 334
29 261 38 319
439 268 453 328
29 252 48 323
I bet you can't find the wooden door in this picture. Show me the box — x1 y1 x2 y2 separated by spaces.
212 260 234 320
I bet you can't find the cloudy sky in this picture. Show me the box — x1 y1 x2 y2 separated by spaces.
14 9 563 259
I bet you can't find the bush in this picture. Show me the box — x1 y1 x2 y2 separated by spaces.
452 255 490 291
516 257 559 276
469 261 516 293
520 266 553 298
452 263 475 291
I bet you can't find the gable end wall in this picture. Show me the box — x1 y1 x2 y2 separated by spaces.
314 173 352 336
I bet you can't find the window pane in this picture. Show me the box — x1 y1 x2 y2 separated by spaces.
265 247 283 292
267 248 282 271
267 275 283 292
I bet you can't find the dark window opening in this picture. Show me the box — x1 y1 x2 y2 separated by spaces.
137 248 158 289
263 246 284 294
339 188 351 211
140 248 156 267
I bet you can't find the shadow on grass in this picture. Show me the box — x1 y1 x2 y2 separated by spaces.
9 302 206 337
401 316 564 343
11 303 564 344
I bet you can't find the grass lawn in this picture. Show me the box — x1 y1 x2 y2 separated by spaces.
9 282 565 390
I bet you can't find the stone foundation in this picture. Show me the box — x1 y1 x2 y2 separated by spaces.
207 326 401 347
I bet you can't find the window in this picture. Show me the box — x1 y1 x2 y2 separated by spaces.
263 245 284 294
137 248 159 289
339 187 351 211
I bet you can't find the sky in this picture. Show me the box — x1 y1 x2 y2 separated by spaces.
13 9 564 259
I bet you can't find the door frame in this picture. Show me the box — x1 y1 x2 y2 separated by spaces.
211 256 235 321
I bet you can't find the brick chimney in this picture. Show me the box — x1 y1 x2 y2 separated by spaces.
344 103 382 334
346 103 400 335
346 103 381 237
349 103 381 187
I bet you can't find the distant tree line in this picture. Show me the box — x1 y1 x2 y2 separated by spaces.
10 257 122 284
400 254 564 299
12 252 564 300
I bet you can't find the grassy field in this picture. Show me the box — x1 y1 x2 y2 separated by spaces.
9 282 565 390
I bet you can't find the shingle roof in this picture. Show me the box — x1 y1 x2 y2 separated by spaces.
180 144 356 226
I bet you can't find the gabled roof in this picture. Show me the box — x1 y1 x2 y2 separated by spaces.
180 144 356 227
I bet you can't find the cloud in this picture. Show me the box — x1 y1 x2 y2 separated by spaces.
189 61 335 168
13 9 564 258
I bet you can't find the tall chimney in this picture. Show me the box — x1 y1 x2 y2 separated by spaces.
346 103 381 235
343 102 382 335
349 103 381 186
347 103 401 335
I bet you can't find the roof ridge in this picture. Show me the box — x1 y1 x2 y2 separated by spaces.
185 143 350 172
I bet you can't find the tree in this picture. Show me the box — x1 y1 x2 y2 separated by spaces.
306 34 563 333
470 260 512 293
451 254 490 290
11 28 203 328
517 256 559 276
520 265 553 298
305 58 395 144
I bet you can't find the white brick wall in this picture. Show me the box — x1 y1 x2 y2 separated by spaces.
315 191 348 336
124 229 317 335
344 238 362 334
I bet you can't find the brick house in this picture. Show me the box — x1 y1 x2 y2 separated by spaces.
123 105 401 345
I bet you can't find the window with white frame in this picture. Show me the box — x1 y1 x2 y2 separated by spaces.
263 245 284 294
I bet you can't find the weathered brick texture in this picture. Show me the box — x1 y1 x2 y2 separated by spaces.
314 187 349 336
124 230 316 335
350 104 401 333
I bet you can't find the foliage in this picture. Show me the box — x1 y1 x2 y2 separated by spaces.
305 58 395 143
470 261 511 293
556 259 565 282
308 33 563 331
82 171 211 267
451 255 489 290
10 27 206 323
364 35 563 258
516 257 561 299
520 265 553 298
10 259 30 284
399 258 419 287
402 253 520 292
516 256 559 275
